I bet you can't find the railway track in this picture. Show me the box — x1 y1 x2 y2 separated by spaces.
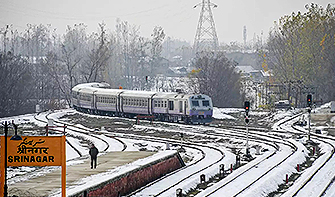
186 120 298 196
277 114 335 197
26 109 335 196
34 111 127 154
38 111 244 196
103 116 296 196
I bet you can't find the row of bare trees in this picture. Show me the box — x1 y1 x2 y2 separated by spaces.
0 20 166 117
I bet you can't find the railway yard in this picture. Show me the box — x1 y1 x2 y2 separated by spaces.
2 104 335 197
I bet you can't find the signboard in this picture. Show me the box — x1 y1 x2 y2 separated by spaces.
0 136 66 197
5 136 64 166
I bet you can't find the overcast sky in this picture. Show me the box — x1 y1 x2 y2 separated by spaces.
0 0 332 44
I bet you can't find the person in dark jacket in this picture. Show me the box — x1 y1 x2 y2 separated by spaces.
89 144 99 169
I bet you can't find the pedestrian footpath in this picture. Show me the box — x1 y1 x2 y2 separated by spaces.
8 151 154 197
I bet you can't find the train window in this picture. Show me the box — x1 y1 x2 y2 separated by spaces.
168 101 174 110
192 101 199 107
154 100 157 107
179 101 182 113
202 100 210 107
165 101 167 108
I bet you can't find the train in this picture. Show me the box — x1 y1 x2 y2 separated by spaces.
71 82 213 124
274 100 290 109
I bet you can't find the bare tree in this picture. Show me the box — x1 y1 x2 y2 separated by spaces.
190 51 242 107
0 52 34 117
82 23 111 82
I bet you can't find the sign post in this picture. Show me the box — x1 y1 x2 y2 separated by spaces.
0 136 66 197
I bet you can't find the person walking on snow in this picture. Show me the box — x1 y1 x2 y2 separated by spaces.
89 144 99 169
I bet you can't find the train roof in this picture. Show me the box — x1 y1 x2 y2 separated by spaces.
119 90 157 98
72 83 211 100
153 92 192 99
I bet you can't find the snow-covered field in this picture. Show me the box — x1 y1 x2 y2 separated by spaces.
2 103 335 196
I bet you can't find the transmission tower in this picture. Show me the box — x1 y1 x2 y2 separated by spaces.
193 0 219 54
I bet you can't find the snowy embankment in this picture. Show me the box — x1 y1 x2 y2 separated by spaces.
283 138 333 197
239 139 307 197
57 150 179 197
213 107 236 120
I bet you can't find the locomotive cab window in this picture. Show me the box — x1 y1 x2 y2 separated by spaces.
202 100 210 107
192 100 199 107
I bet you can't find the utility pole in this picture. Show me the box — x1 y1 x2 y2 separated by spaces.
244 101 250 156
307 94 312 142
193 0 219 54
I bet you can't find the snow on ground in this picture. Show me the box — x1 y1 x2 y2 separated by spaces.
4 103 335 196
132 145 227 197
51 150 179 197
213 107 237 120
287 138 334 197
239 139 308 197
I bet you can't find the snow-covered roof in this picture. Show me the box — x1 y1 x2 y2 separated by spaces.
235 65 257 73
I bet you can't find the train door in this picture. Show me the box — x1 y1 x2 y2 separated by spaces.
179 100 183 114
168 100 174 113
184 100 187 115
148 98 151 115
92 91 97 111
77 92 81 107
116 92 123 113
120 97 124 113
